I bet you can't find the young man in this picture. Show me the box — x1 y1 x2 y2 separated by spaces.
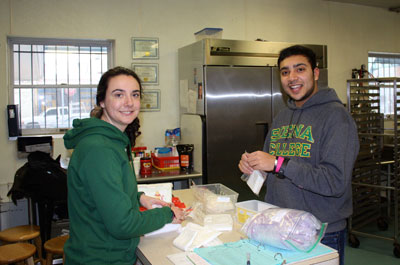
239 45 359 265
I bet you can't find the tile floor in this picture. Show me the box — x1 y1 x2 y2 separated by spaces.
345 220 399 265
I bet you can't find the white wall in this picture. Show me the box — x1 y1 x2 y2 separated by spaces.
1 0 399 199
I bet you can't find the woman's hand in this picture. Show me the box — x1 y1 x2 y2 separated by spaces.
139 194 170 209
170 206 185 224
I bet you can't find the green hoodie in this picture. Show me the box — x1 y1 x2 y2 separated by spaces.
63 118 173 265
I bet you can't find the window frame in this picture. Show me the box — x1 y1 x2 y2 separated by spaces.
368 52 400 118
8 36 114 135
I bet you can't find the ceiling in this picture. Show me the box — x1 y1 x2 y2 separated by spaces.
324 0 400 11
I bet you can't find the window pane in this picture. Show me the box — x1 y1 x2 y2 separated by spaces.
68 47 80 84
45 46 56 84
57 46 68 84
20 52 32 85
58 88 70 128
80 52 91 84
91 46 101 53
91 52 102 85
91 87 97 109
69 88 81 126
32 45 44 52
80 87 92 117
14 52 19 85
102 53 108 74
19 89 36 129
14 89 21 127
20 45 31 52
13 88 20 106
32 52 44 85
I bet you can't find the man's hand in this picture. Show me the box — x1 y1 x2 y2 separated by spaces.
247 151 276 172
238 152 253 175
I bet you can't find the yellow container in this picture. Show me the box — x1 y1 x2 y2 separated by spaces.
235 200 277 224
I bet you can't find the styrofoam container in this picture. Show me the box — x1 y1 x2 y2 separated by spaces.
235 200 278 224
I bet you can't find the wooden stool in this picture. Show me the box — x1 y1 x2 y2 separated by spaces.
44 235 69 265
0 242 36 265
0 225 42 263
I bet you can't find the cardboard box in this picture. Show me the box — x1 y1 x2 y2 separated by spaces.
235 200 277 224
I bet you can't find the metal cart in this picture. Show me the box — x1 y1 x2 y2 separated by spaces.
347 77 400 258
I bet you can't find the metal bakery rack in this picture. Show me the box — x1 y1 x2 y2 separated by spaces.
347 77 400 258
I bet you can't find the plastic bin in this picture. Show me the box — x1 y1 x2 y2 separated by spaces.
194 28 223 41
151 153 180 170
235 200 277 224
191 183 238 214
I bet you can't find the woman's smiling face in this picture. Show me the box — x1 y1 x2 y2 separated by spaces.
100 74 141 131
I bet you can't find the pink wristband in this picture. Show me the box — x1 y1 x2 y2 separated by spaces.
275 156 285 173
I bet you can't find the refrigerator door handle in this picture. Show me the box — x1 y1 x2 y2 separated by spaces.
255 121 269 141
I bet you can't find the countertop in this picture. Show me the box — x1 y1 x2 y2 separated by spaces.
136 168 202 184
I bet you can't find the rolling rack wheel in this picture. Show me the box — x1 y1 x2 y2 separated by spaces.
377 217 389 231
348 233 360 248
394 243 400 258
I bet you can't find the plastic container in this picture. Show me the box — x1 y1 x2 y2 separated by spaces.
235 200 277 224
191 183 238 214
151 153 180 170
194 28 223 41
165 128 181 146
155 147 172 157
132 146 147 157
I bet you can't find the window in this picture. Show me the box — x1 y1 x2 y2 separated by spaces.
368 53 400 115
9 37 113 134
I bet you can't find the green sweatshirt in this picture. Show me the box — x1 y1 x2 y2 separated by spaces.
63 118 173 265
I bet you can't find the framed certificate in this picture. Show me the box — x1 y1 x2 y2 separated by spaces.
141 89 160 111
132 37 159 59
132 63 158 85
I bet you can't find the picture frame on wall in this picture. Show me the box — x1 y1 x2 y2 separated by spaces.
132 37 159 59
132 63 158 85
141 89 160 112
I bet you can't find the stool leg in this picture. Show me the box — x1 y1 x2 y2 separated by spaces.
34 236 43 262
26 256 35 265
46 252 54 265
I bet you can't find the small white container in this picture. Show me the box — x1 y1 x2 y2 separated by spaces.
133 157 141 178
235 200 277 224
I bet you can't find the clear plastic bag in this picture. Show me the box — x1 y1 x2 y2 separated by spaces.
241 208 327 252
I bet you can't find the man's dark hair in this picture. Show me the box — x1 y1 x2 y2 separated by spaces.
278 45 317 70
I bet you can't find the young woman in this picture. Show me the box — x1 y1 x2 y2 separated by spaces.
64 67 184 265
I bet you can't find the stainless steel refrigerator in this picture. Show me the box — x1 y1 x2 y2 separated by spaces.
178 39 327 201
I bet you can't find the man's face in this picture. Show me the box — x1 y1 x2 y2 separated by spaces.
279 55 319 107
